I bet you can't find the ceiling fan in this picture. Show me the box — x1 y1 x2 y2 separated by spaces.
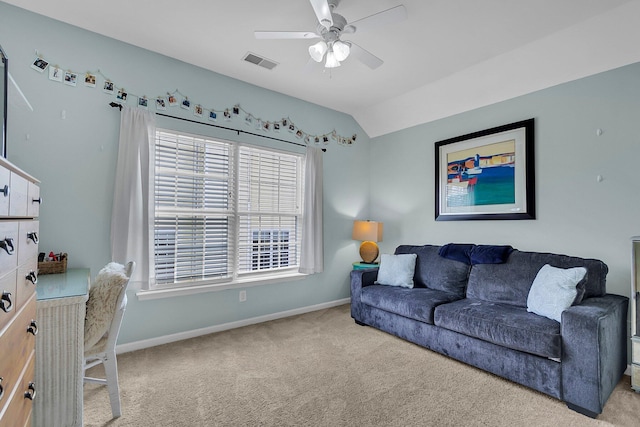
255 0 407 70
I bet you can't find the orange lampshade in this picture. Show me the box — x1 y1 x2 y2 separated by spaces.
352 220 384 263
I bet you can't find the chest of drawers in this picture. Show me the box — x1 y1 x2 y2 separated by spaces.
0 157 40 426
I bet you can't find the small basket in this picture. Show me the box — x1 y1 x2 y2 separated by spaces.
38 253 68 275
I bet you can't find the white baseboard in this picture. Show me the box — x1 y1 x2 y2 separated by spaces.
116 298 351 354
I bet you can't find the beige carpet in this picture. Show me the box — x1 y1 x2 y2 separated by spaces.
84 304 640 426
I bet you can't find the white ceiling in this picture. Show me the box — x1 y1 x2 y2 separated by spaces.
4 0 640 137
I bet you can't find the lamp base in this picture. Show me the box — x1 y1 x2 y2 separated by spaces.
359 241 379 264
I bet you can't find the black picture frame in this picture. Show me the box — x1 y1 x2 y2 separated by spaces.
435 118 535 221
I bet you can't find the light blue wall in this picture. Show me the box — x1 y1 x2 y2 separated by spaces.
4 2 637 348
0 3 370 344
370 62 640 299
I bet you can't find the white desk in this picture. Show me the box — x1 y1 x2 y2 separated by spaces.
33 269 89 427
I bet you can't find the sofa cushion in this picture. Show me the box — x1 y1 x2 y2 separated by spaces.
375 253 418 288
361 285 462 324
395 245 470 297
434 299 562 359
526 264 587 322
466 250 607 307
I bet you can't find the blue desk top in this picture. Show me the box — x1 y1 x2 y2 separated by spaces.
36 268 90 301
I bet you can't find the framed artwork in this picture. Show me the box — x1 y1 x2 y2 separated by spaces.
435 118 535 221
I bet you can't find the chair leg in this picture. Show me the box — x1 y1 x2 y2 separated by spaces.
103 351 122 418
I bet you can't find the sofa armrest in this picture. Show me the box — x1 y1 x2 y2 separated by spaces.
350 268 378 323
561 294 628 417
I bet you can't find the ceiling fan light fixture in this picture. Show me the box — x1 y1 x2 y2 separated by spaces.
332 40 350 61
255 0 400 70
308 40 328 62
325 50 341 68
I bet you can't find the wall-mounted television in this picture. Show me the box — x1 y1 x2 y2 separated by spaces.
0 44 7 158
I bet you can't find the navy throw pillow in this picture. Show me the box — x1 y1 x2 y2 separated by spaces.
438 243 475 265
469 245 513 265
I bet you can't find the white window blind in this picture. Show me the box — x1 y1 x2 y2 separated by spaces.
153 129 303 287
237 146 302 275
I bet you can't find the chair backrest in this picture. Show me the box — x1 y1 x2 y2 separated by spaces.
84 261 135 354
103 261 135 351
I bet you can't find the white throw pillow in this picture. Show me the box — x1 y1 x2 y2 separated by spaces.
375 253 418 289
526 264 587 322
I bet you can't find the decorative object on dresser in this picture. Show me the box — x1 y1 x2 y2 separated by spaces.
37 252 67 275
0 156 40 426
83 261 135 419
351 220 383 264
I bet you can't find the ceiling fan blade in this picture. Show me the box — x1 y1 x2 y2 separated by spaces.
309 0 333 30
347 42 384 70
255 31 320 40
348 5 407 34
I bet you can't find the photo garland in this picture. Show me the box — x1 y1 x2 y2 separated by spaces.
29 54 357 146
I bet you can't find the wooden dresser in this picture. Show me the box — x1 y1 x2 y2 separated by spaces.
0 157 40 426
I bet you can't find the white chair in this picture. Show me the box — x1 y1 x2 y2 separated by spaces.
83 261 135 418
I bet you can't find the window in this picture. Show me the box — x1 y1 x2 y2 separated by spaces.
153 129 303 288
250 229 290 271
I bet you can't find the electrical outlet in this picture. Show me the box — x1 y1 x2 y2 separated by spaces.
239 290 247 302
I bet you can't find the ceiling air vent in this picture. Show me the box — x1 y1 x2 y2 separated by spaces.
243 52 278 70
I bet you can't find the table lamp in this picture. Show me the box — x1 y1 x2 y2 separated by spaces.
352 220 384 264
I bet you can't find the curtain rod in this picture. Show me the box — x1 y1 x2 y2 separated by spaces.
109 102 326 152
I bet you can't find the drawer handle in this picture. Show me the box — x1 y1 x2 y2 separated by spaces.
1 185 8 197
0 238 14 255
0 377 3 401
0 291 12 313
26 271 38 285
24 382 36 401
32 197 42 205
27 320 38 336
27 231 39 244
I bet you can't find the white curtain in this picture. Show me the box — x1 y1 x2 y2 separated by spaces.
299 147 324 274
110 106 156 287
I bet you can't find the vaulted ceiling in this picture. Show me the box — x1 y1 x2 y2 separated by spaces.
4 0 640 137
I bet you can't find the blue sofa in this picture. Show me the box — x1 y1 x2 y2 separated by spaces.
350 244 628 418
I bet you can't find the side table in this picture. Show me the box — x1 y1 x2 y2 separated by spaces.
34 268 90 427
352 262 379 271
